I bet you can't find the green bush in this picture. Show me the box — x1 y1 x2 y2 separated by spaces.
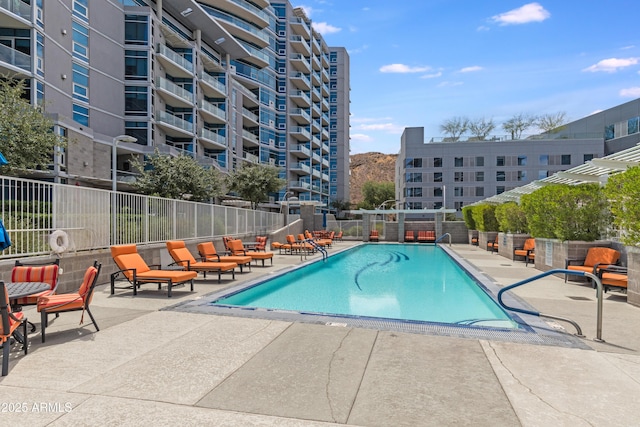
462 206 476 230
471 204 499 232
605 165 640 245
494 202 528 233
521 183 609 241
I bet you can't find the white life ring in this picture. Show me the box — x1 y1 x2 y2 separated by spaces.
49 230 69 254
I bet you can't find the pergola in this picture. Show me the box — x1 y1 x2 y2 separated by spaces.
475 143 640 205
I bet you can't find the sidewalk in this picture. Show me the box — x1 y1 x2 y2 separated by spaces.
0 242 638 426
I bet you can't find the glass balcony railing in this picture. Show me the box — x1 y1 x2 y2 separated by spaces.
199 72 226 93
199 100 226 120
0 0 30 19
0 44 30 71
157 77 194 104
157 44 193 73
199 128 226 146
227 0 269 22
156 110 193 132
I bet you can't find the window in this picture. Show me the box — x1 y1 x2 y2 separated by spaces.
36 32 44 77
476 156 484 167
584 154 594 162
496 186 505 195
73 103 89 126
454 201 464 211
454 187 463 197
73 0 89 22
35 0 43 27
497 156 505 166
538 170 548 179
406 202 422 209
475 171 484 182
539 154 549 165
434 187 443 197
517 170 527 181
405 157 422 168
561 154 571 165
125 121 148 145
433 157 442 167
518 155 527 166
628 117 639 135
604 124 615 140
433 201 443 209
72 22 89 62
72 63 89 103
454 172 464 182
125 50 149 80
496 171 505 181
405 172 422 183
405 187 423 197
125 15 149 45
125 86 148 115
454 157 463 167
475 187 484 197
433 172 442 182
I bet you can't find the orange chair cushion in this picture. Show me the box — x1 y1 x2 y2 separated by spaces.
135 270 197 283
197 242 217 256
198 242 251 265
113 253 152 279
248 252 273 260
523 239 535 251
37 294 84 312
567 265 594 274
584 248 620 267
11 264 59 305
514 250 528 257
601 272 627 288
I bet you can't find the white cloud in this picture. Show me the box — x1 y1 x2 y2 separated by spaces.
298 5 313 18
621 45 636 50
379 63 432 73
477 25 491 32
420 71 442 79
350 133 373 142
437 81 464 88
459 66 483 73
491 2 550 25
620 87 640 98
582 57 639 73
312 22 341 35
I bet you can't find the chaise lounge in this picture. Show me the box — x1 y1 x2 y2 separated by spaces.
166 240 237 282
565 247 620 283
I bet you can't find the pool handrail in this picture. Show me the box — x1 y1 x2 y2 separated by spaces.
434 233 451 246
304 238 327 261
497 269 603 341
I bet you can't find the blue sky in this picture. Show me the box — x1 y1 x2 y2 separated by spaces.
294 1 640 154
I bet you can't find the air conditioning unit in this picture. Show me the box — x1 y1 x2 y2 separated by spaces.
269 100 274 106
278 105 286 111
278 87 286 93
278 49 286 55
268 120 275 126
278 123 286 129
229 65 236 72
269 138 275 145
278 30 286 36
278 67 286 73
278 160 286 166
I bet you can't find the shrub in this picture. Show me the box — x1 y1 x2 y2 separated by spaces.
494 202 528 233
521 183 609 241
462 206 476 229
471 204 499 232
604 165 640 246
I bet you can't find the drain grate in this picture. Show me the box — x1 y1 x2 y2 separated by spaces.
567 296 592 301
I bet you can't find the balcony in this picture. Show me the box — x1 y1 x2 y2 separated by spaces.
290 72 311 90
290 53 311 73
290 17 311 38
241 129 259 146
157 44 194 78
290 126 311 141
198 99 226 124
198 128 226 150
199 72 226 98
290 162 311 174
242 151 259 164
290 35 310 54
289 180 311 190
0 43 30 74
156 111 193 137
290 90 311 108
291 144 311 158
322 68 330 83
242 107 259 126
224 0 269 28
0 0 31 24
156 77 194 108
290 108 311 125
239 42 269 68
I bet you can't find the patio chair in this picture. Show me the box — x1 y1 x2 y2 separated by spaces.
37 261 101 343
470 234 479 246
404 230 415 242
110 244 197 297
565 247 620 283
487 235 499 253
417 230 436 243
166 240 237 282
369 230 379 242
197 242 251 273
334 231 343 242
597 265 628 293
11 259 60 306
252 236 268 251
513 239 535 266
0 281 28 376
227 239 274 266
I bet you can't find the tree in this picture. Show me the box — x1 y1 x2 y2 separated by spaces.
0 78 66 173
357 181 395 209
226 163 286 209
330 198 351 218
131 150 224 202
502 113 537 140
467 117 496 140
439 116 469 141
537 111 568 133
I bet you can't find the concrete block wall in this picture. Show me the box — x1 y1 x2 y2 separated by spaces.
497 234 530 260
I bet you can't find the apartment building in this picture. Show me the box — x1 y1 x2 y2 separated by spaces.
396 99 640 215
0 0 349 207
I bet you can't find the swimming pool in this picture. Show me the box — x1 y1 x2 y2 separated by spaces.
210 244 520 329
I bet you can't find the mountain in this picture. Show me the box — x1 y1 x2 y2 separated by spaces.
349 152 397 206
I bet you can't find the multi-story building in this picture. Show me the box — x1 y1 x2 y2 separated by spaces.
0 0 349 208
396 99 640 215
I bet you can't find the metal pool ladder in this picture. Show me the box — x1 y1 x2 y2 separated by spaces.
434 233 451 246
304 239 327 261
497 269 604 342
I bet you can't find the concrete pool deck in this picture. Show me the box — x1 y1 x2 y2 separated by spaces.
0 242 638 426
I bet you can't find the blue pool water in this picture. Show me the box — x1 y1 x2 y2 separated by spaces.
212 244 519 328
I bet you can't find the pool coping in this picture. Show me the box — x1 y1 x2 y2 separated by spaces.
167 243 592 349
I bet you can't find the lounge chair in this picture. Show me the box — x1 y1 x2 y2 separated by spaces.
227 239 274 266
404 230 415 242
11 259 60 306
487 235 499 253
253 236 268 251
470 234 479 246
334 231 343 242
197 241 252 273
0 281 28 376
417 230 436 243
166 240 237 282
597 266 628 293
514 239 535 266
110 244 197 297
565 247 620 283
305 230 331 247
37 261 101 343
369 230 379 242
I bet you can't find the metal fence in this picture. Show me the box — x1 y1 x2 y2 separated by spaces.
0 175 282 258
325 219 365 238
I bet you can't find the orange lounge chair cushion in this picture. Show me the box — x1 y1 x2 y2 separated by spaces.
11 264 59 305
197 242 252 266
37 294 84 312
134 270 197 283
514 249 529 257
601 272 627 288
167 243 237 272
229 240 274 260
111 244 197 282
583 248 620 267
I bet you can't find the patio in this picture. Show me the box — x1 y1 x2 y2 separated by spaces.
0 242 638 426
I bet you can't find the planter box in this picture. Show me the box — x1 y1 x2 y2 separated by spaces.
479 231 498 252
627 247 640 307
497 233 530 260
